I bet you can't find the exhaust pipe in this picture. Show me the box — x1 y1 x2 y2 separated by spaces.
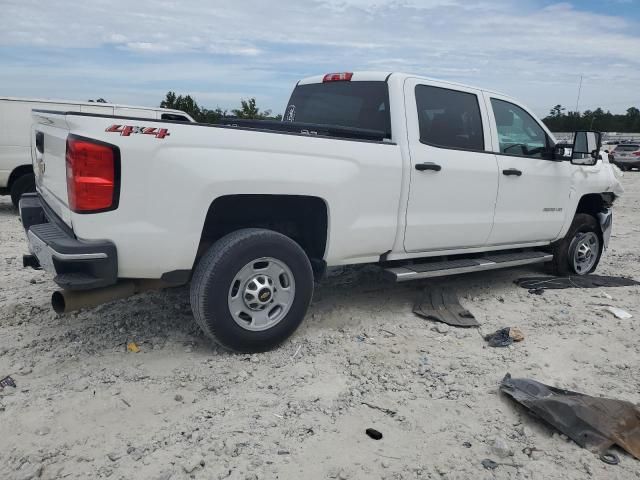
52 279 170 314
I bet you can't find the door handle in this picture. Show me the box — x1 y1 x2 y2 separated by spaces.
415 162 442 172
502 168 522 176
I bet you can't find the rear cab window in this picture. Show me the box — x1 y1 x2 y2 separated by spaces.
284 81 391 139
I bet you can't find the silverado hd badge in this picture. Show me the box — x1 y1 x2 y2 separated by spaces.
105 125 170 139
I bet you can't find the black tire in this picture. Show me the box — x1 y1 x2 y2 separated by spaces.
190 228 314 352
10 173 36 208
549 214 602 276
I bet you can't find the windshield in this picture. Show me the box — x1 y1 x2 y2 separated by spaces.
284 81 391 138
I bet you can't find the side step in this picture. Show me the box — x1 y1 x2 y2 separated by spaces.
384 250 553 282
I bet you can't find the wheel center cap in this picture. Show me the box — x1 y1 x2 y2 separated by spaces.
258 288 272 302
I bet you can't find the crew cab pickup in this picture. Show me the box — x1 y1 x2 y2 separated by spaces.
20 72 623 352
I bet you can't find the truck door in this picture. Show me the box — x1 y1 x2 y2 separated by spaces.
403 79 499 252
484 93 571 245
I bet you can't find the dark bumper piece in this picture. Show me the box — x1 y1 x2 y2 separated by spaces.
19 195 118 291
19 193 46 230
23 254 41 269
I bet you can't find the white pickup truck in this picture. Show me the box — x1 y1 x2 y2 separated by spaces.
20 71 623 352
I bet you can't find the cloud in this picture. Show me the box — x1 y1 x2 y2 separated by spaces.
0 0 639 114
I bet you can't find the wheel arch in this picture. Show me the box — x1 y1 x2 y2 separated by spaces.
575 192 614 218
196 194 329 278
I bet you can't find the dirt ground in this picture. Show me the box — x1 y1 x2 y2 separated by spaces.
1 175 639 480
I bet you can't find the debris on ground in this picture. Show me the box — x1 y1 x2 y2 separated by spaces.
481 459 498 470
604 306 633 320
484 328 524 347
500 373 640 461
0 375 16 389
126 342 140 353
366 428 383 440
413 288 479 327
361 402 397 417
515 275 640 290
481 458 522 470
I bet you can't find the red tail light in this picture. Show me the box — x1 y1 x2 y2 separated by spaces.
66 135 120 213
633 152 640 157
323 72 353 82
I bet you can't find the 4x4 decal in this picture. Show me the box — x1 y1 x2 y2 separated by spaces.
106 125 170 139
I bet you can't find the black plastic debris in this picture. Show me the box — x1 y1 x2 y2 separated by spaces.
481 459 498 470
0 376 16 389
500 374 640 462
413 288 479 328
484 327 524 347
515 275 640 291
366 428 383 440
485 328 512 347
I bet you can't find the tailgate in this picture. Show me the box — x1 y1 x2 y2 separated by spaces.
31 110 73 226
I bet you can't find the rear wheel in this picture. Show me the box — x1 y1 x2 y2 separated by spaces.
190 228 314 352
550 214 602 276
10 173 35 207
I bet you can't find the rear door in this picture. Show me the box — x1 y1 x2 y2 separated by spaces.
485 94 571 245
403 79 499 252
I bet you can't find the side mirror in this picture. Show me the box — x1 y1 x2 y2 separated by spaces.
571 131 601 166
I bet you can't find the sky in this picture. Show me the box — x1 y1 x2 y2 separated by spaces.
1 0 640 118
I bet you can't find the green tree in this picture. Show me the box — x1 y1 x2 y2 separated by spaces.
542 105 640 132
160 91 202 120
159 92 281 123
232 98 272 119
549 104 565 117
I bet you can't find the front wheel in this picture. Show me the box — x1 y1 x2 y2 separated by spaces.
550 214 602 276
190 228 314 352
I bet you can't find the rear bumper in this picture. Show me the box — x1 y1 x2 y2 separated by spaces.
612 158 640 167
19 193 118 290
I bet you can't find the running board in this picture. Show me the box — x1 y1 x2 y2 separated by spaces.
384 250 553 282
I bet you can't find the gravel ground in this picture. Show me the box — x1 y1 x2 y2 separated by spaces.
1 175 639 480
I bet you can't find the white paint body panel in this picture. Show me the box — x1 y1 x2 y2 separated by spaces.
30 72 623 279
0 97 193 189
402 77 499 251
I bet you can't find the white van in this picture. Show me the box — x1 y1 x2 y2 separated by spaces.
0 97 195 206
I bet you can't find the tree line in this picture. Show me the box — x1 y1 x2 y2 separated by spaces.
543 105 640 132
159 91 640 132
160 91 282 122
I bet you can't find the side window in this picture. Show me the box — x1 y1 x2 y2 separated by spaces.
491 99 548 158
415 85 484 151
161 113 190 122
